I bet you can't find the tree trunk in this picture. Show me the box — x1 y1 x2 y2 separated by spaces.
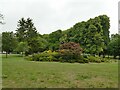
108 54 109 58
102 52 105 58
113 55 116 59
6 52 7 58
99 53 101 57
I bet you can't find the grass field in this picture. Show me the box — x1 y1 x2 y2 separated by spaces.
2 54 118 88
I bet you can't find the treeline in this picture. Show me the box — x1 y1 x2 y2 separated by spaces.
1 15 120 59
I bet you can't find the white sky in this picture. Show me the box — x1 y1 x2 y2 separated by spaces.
0 0 119 35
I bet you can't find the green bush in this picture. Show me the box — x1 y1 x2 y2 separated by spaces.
25 56 33 61
26 50 60 62
100 58 106 62
32 54 40 61
87 56 98 62
83 58 89 63
78 60 85 63
78 57 89 63
79 55 84 60
68 59 75 63
94 59 101 63
83 54 88 58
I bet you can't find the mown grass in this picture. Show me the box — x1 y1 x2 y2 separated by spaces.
2 54 118 88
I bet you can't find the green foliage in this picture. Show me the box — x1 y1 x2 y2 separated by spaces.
2 15 112 59
15 42 29 55
78 55 89 63
87 56 102 63
27 50 60 62
48 30 62 51
16 18 45 54
108 34 120 59
87 56 98 62
60 15 110 56
83 58 89 63
16 18 38 42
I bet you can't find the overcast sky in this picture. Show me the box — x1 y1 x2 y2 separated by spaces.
0 0 119 35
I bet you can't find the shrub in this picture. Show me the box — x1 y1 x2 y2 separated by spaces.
94 59 101 63
87 56 98 62
100 58 106 62
25 56 33 61
83 54 88 58
59 42 83 62
32 54 40 61
83 58 89 63
68 59 75 63
79 55 84 60
26 50 60 62
78 60 85 63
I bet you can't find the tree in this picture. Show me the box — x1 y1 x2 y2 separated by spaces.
0 13 4 24
16 18 26 42
98 15 110 57
16 18 38 42
48 30 62 51
16 18 39 54
60 15 110 57
108 34 120 59
85 24 104 55
15 42 29 56
28 36 48 54
2 32 17 58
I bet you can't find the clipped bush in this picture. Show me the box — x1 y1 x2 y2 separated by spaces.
59 42 83 62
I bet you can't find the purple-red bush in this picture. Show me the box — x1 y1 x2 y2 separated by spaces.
59 42 83 61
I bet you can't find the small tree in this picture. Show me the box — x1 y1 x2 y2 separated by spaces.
15 42 29 56
2 32 17 58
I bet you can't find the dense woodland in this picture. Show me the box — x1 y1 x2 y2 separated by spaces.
1 14 120 63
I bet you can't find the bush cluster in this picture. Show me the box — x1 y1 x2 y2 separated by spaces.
26 50 60 62
26 51 112 63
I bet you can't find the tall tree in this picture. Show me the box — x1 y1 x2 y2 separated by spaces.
16 18 39 54
16 18 26 42
16 18 38 42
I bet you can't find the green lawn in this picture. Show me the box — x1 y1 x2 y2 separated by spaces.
2 54 118 88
